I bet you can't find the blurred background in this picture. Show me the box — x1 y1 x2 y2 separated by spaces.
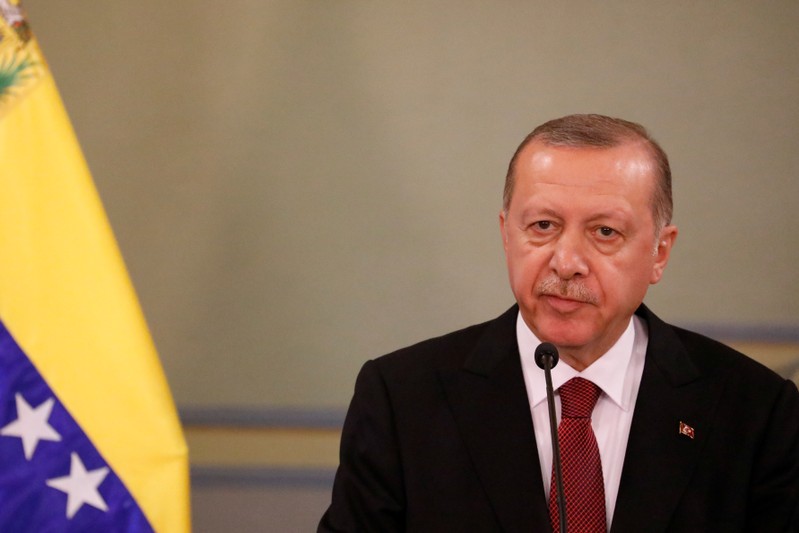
26 2 799 531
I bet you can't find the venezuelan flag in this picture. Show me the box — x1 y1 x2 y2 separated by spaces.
0 5 189 532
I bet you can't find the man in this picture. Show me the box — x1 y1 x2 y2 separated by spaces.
319 114 799 532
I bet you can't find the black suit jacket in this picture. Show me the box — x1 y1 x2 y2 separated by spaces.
320 305 799 532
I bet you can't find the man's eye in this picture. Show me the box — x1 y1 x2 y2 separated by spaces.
535 221 552 230
597 226 616 237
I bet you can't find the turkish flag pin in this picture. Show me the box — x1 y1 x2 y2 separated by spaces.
679 421 695 439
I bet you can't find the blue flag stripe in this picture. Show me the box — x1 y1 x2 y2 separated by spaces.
0 318 154 532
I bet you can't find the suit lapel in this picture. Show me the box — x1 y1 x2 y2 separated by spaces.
611 306 725 533
439 307 551 533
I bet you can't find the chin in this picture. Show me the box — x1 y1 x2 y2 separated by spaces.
544 332 595 350
529 313 596 349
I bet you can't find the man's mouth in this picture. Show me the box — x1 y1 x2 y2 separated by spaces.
541 293 591 313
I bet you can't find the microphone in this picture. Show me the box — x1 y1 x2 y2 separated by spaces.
535 342 566 533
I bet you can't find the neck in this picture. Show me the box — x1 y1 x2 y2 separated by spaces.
548 321 633 372
557 349 604 372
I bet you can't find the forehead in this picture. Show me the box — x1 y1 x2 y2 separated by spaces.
511 141 657 209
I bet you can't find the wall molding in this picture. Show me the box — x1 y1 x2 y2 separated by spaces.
180 406 346 428
191 466 335 488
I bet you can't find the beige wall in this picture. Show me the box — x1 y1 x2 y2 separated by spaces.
26 1 799 413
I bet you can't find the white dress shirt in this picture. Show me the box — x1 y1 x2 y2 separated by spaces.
518 311 648 528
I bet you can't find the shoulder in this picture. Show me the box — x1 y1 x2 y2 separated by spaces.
364 305 518 380
673 326 783 380
642 304 797 402
681 330 796 403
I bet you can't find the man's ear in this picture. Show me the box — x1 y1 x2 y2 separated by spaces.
650 224 678 284
499 210 509 251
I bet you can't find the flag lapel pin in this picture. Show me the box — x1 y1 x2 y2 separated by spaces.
679 421 695 439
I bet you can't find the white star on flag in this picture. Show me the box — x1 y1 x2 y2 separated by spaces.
0 393 62 459
46 452 110 519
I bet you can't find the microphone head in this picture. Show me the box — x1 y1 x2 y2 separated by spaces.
534 342 559 370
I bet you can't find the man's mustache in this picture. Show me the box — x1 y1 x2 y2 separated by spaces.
535 276 599 305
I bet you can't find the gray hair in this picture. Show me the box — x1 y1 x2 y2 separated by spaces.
503 114 673 233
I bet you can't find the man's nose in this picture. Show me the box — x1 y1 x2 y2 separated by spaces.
548 231 589 280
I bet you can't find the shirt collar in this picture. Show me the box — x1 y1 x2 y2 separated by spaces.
517 311 637 411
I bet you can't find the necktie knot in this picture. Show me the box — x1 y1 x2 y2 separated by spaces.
559 377 601 419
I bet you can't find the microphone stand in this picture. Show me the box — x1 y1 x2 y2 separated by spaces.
535 342 566 533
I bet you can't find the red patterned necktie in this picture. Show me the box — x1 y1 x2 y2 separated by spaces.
549 377 607 533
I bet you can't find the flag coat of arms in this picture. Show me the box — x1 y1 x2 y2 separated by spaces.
0 4 189 531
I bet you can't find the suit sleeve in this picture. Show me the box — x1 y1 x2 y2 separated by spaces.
318 359 406 532
746 378 799 532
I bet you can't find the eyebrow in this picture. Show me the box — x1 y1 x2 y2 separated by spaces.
518 206 633 224
586 207 634 222
519 207 561 220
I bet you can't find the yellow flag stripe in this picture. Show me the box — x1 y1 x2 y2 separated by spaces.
0 43 189 532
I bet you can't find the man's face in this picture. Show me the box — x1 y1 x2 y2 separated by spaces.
500 140 677 368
